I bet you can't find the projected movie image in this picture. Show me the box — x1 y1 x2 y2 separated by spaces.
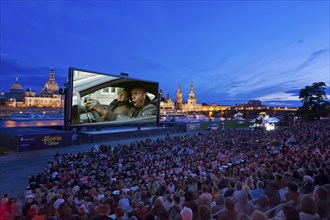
70 69 159 126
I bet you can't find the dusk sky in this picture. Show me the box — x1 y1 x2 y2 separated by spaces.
1 1 329 107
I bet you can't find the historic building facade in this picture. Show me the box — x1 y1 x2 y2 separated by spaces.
4 69 64 108
176 83 183 108
40 69 60 97
5 77 24 102
160 82 229 114
181 82 202 112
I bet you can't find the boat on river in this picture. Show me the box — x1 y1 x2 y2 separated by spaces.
1 112 64 121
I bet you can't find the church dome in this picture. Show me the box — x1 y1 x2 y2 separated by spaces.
10 77 23 91
43 69 59 91
44 80 59 91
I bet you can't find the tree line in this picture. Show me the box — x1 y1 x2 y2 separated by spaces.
297 82 330 121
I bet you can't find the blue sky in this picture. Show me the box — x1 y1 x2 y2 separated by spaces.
1 1 329 107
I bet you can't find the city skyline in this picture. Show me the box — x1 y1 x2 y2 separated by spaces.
1 1 329 107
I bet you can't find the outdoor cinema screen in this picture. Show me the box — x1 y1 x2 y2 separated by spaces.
65 68 159 129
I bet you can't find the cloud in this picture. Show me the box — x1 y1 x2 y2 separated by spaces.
284 89 301 96
264 101 300 107
0 55 66 92
221 48 328 99
256 91 299 101
297 49 329 70
256 91 302 107
186 46 329 106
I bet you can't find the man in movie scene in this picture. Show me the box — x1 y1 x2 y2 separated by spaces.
85 86 157 121
86 88 132 122
108 88 132 114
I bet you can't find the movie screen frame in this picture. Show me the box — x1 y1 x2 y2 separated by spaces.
64 68 159 130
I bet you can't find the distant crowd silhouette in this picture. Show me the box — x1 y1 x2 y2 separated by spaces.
1 120 330 220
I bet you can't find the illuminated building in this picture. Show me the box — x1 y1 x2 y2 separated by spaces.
4 69 64 108
176 83 182 109
201 103 230 112
5 77 24 102
160 93 175 113
24 94 63 108
160 82 230 114
181 82 202 112
40 69 59 97
236 99 263 110
248 100 262 107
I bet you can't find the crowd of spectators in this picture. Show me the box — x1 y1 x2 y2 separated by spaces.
1 120 330 220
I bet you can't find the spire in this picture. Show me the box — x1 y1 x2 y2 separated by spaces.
190 81 194 92
49 69 55 80
16 76 19 83
176 82 182 105
159 89 163 100
188 81 196 102
41 68 59 95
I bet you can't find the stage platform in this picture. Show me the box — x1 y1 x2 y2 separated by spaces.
75 126 180 144
0 122 199 152
0 127 72 152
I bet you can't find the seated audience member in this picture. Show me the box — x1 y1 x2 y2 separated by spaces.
218 197 238 220
197 205 212 220
235 191 256 216
264 181 281 208
212 195 224 214
118 193 132 213
254 194 269 213
298 195 321 220
313 186 329 219
298 175 315 195
77 206 89 220
92 204 113 220
250 181 264 200
251 210 268 220
284 182 299 203
113 207 125 220
31 207 47 220
180 207 193 220
144 212 155 220
134 201 148 220
314 168 328 186
273 205 300 220
151 197 166 219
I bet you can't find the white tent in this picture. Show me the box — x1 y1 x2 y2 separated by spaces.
265 117 280 123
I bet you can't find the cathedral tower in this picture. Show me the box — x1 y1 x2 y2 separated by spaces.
187 81 197 105
40 69 59 96
44 69 59 92
176 83 182 105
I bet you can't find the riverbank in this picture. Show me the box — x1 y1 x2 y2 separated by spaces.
0 106 63 118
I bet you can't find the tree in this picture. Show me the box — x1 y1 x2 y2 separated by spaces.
296 82 330 121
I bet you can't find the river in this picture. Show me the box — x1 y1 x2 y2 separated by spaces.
0 120 64 128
